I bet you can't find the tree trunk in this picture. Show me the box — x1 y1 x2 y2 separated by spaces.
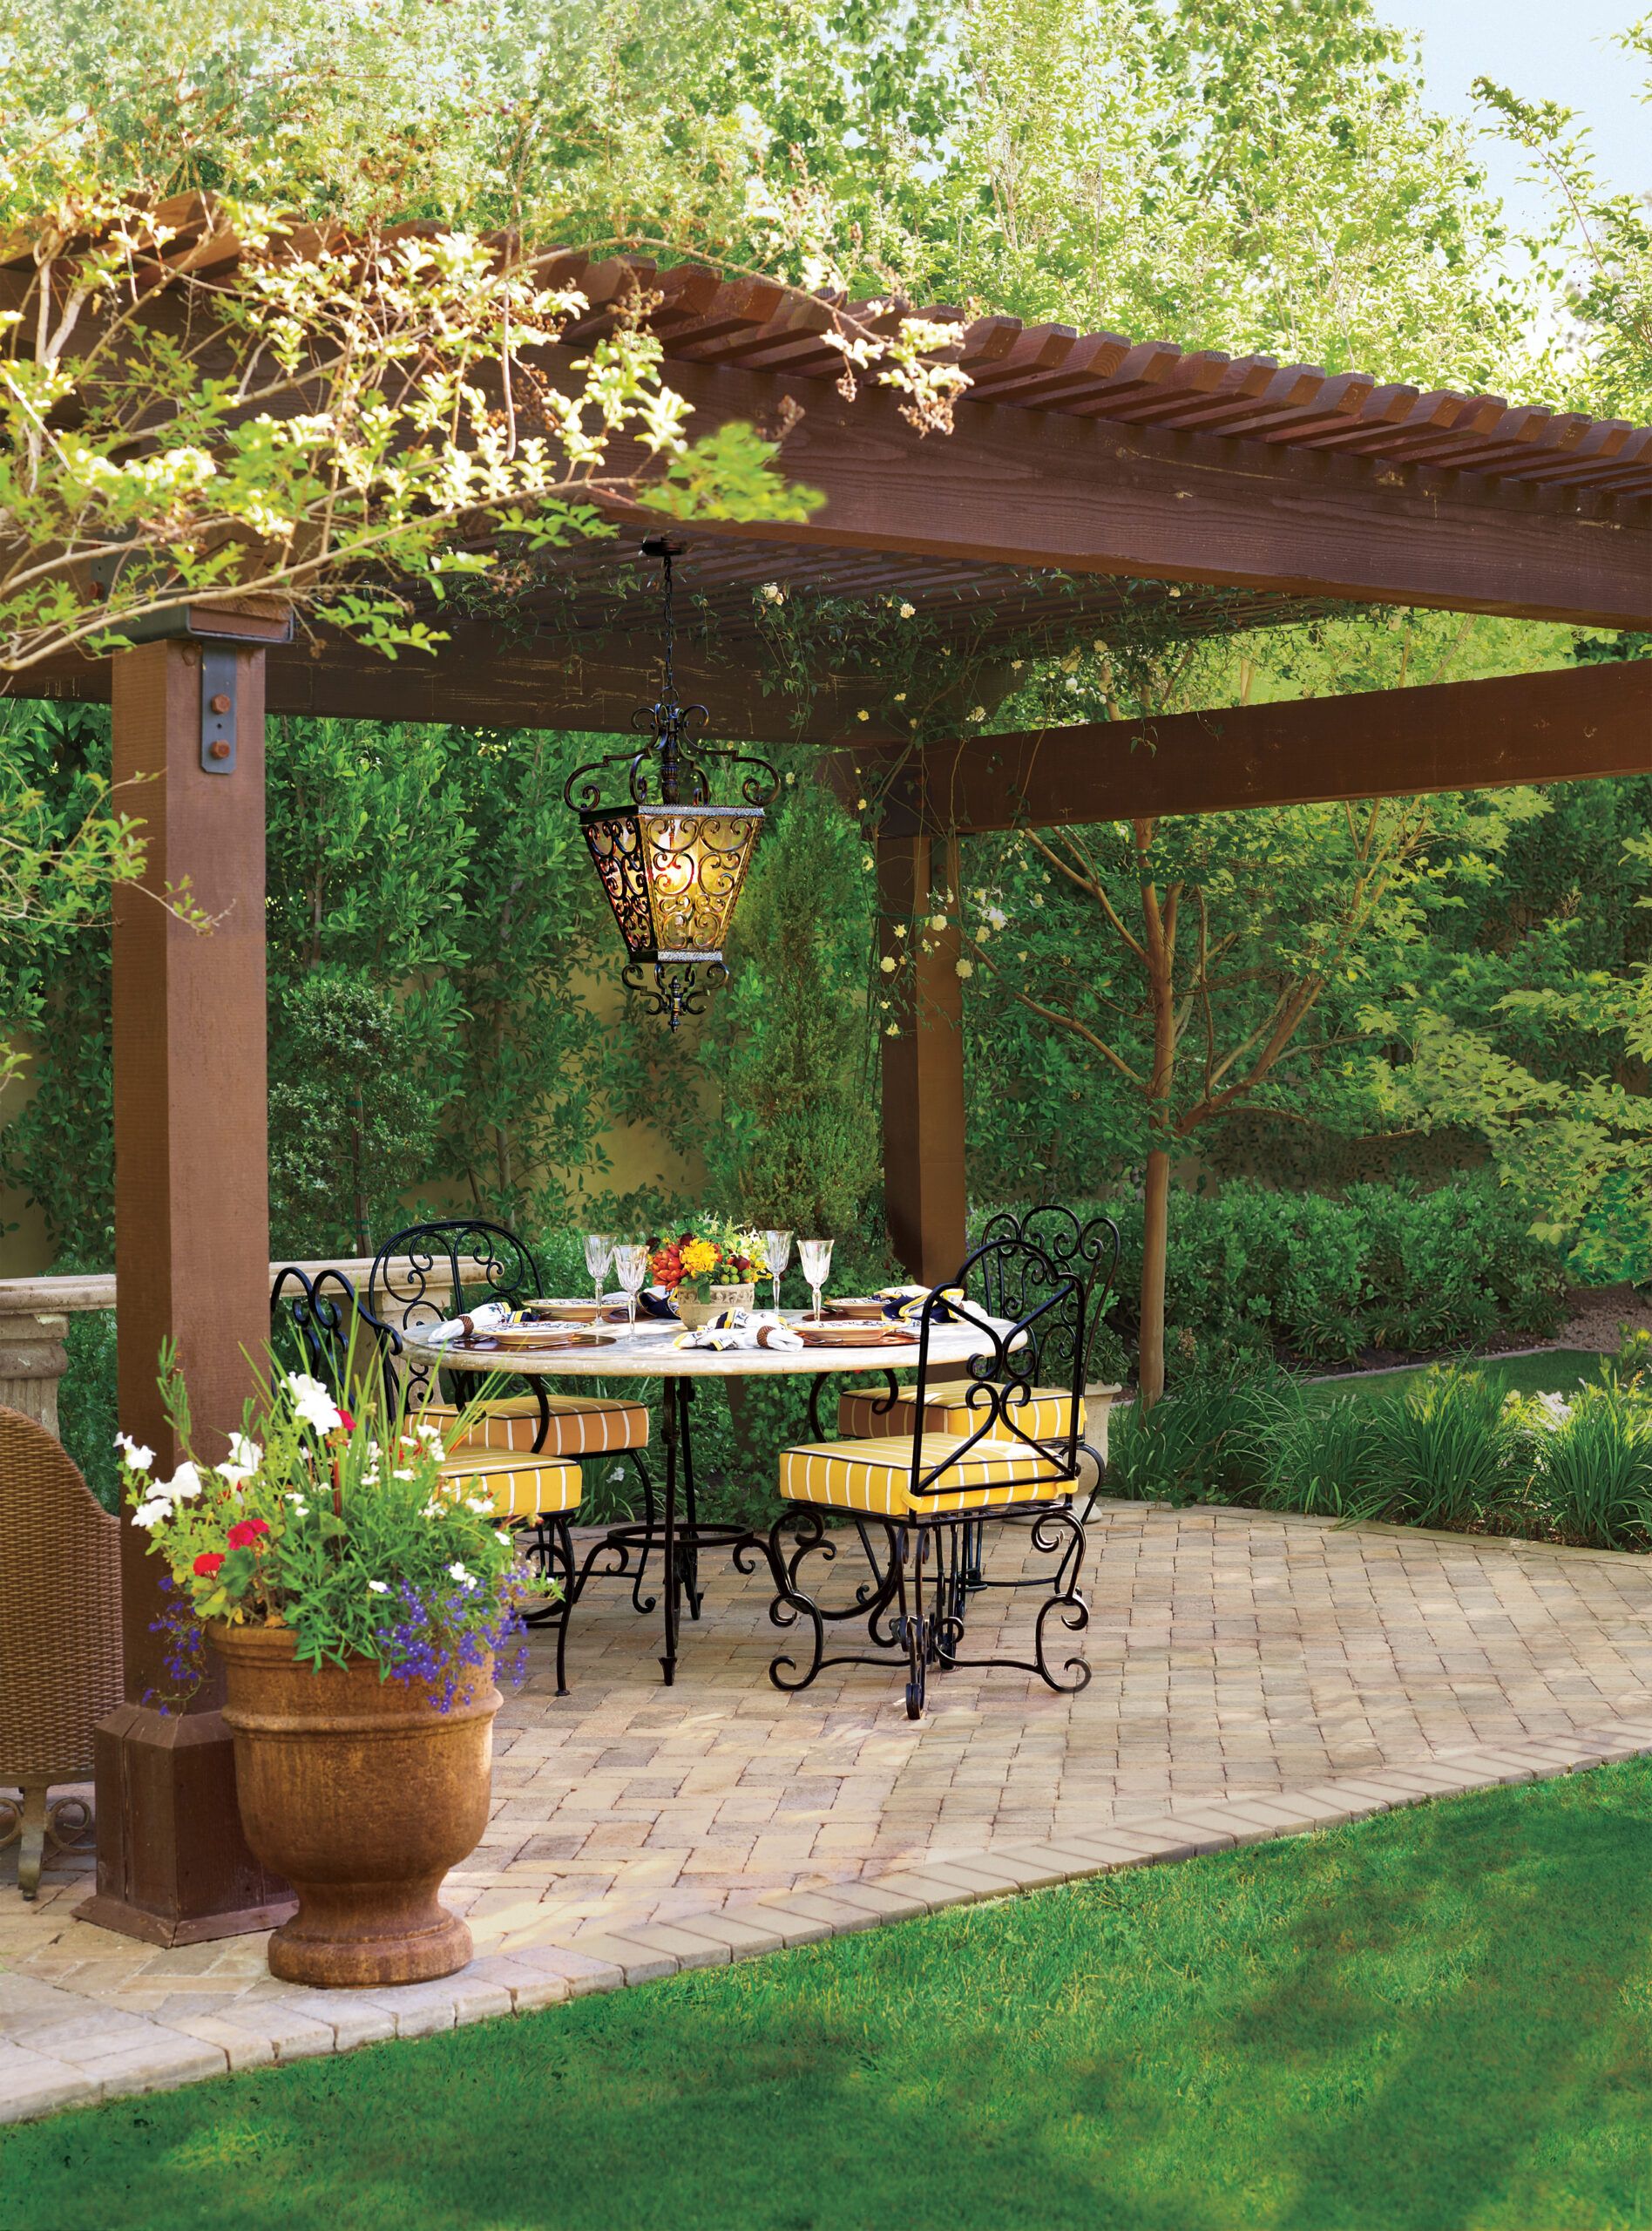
1135 821 1178 1409
1138 1143 1172 1407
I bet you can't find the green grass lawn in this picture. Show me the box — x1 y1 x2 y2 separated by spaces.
10 1760 1652 2231
1307 1346 1608 1407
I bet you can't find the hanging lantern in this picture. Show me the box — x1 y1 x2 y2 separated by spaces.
565 539 779 1027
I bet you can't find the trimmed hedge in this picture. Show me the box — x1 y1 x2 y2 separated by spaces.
978 1172 1569 1387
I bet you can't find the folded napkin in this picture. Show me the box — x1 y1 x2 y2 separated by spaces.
672 1308 803 1352
877 1283 967 1326
637 1285 681 1319
418 1299 515 1346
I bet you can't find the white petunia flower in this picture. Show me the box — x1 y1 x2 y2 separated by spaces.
286 1373 343 1435
162 1461 203 1503
132 1497 171 1531
368 1579 390 1595
448 1561 477 1589
115 1433 154 1472
220 1433 263 1487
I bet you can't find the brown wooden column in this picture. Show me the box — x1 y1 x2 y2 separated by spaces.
78 634 294 1946
877 831 967 1284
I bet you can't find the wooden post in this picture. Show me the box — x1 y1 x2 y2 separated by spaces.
877 831 967 1284
78 634 295 1946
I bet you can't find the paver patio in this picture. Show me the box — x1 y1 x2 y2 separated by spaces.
9 1496 1652 2119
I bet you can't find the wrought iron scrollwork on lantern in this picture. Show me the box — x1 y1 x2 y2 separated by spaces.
565 539 779 1027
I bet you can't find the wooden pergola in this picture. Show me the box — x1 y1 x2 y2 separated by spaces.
13 250 1651 1944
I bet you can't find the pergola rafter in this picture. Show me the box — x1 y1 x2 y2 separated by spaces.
3 232 1649 1948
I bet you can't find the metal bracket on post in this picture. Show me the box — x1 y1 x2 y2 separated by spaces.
200 648 237 774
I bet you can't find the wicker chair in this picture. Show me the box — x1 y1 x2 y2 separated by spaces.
0 1406 122 1897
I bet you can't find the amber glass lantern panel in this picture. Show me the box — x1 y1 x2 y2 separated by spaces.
636 805 762 959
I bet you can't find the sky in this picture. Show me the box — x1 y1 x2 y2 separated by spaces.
1385 0 1647 235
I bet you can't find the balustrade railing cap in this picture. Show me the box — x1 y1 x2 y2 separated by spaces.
0 1255 491 1317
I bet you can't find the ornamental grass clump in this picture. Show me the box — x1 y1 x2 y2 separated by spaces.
1513 1377 1652 1549
1262 1394 1387 1523
1367 1366 1527 1532
114 1346 528 1709
1109 1368 1301 1508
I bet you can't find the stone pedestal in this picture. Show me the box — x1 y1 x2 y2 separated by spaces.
0 1312 70 1439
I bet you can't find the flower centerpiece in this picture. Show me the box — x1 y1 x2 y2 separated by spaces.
648 1222 770 1326
116 1350 529 1988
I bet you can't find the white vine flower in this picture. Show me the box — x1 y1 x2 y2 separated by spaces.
115 1433 154 1472
448 1561 477 1589
368 1580 390 1595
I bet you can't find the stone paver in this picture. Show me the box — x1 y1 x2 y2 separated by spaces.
7 1498 1652 2121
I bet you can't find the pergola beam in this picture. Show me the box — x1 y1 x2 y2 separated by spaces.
843 659 1652 838
628 356 1652 634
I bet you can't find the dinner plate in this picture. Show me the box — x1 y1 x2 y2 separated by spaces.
797 1323 918 1348
455 1328 616 1353
823 1298 887 1320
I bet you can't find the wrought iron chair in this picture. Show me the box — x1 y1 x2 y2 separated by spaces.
835 1204 1123 1583
0 1405 120 1896
270 1265 586 1690
766 1232 1093 1719
368 1222 656 1528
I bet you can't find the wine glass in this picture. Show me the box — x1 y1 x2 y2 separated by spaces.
583 1232 614 1315
613 1243 649 1334
763 1229 793 1316
797 1238 833 1325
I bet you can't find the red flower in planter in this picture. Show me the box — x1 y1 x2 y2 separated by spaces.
336 1407 355 1433
193 1550 226 1577
226 1517 270 1549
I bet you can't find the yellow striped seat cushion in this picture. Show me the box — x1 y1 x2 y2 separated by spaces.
437 1449 582 1520
779 1433 1070 1519
836 1384 1082 1445
429 1393 649 1458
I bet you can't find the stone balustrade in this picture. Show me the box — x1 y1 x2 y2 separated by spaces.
0 1256 479 1441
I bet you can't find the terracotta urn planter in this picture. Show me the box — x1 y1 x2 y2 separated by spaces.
213 1623 499 1988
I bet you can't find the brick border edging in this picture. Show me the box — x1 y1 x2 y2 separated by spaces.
8 1714 1652 2124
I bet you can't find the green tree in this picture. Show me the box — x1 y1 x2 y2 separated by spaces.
694 771 880 1237
1479 19 1652 417
268 971 450 1257
960 793 1476 1403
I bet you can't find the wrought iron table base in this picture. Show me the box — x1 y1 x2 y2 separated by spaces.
562 1378 763 1686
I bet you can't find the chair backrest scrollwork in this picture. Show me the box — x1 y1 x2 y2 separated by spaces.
369 1220 543 1335
368 1219 543 1411
975 1204 1121 1388
269 1265 402 1414
906 1232 1087 1509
